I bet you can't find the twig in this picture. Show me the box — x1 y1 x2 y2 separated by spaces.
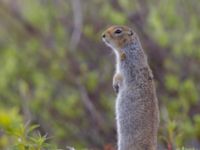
69 0 83 51
77 82 106 131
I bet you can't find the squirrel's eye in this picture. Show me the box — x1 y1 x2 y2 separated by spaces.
114 29 122 34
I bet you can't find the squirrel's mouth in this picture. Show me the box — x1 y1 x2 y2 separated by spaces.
102 37 108 43
102 38 117 51
102 38 111 47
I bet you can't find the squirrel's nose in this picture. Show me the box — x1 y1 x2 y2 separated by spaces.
102 33 106 38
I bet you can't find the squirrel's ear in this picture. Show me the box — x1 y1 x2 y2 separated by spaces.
128 30 133 36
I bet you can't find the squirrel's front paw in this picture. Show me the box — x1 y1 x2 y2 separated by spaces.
113 83 119 94
113 73 123 94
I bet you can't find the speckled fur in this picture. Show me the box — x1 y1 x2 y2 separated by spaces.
102 25 159 150
116 41 159 150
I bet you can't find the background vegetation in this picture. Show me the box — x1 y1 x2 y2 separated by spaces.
0 0 200 149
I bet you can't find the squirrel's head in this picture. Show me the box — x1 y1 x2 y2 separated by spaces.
102 25 136 51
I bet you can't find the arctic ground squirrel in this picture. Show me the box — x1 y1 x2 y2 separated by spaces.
102 25 159 150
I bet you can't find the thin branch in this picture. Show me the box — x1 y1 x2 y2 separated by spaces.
77 82 106 131
69 0 83 51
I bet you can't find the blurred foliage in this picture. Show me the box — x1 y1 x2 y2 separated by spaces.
0 0 200 150
0 107 58 150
